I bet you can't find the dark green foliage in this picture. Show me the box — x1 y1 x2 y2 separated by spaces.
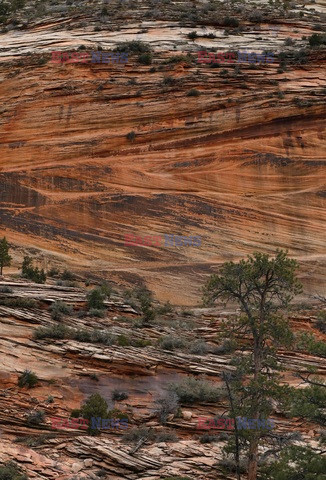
297 332 326 357
112 390 129 401
289 382 326 425
138 53 152 65
26 410 45 426
0 236 12 275
86 288 105 310
14 433 56 447
115 41 151 54
18 370 38 388
61 269 75 281
223 16 239 27
0 461 28 480
79 393 108 435
159 335 187 351
156 301 173 315
0 297 38 308
188 31 198 40
21 256 46 284
100 6 108 15
259 445 326 480
122 427 153 443
88 308 106 318
199 433 219 443
50 300 72 320
162 76 178 86
169 376 221 404
315 311 326 333
308 33 326 46
189 339 208 355
134 286 156 324
70 409 81 418
186 88 200 97
34 324 68 340
48 267 60 277
0 286 13 293
126 131 136 142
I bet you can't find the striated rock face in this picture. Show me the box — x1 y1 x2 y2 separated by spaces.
1 0 326 303
0 281 325 479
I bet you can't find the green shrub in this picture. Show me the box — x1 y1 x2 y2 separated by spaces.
259 445 326 480
189 339 208 355
308 33 326 47
0 297 38 308
26 410 45 426
87 288 105 310
21 256 46 284
61 269 75 281
162 76 177 86
154 391 179 424
186 88 200 97
79 393 109 434
70 409 81 418
126 131 136 142
156 301 173 315
316 311 326 333
297 332 326 357
188 31 198 40
34 324 68 340
122 427 153 443
154 431 178 443
0 286 13 293
115 41 151 54
18 370 38 388
199 433 219 443
138 53 152 65
169 376 221 404
107 408 129 421
159 335 187 351
112 390 129 401
48 267 60 277
88 308 105 318
50 300 72 320
223 16 239 27
117 334 130 346
46 395 54 404
0 461 28 480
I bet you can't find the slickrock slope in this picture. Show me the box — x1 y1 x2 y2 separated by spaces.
0 0 326 304
0 280 325 479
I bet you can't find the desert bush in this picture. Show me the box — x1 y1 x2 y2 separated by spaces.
48 267 60 277
88 308 106 318
26 410 45 426
0 297 38 308
50 300 72 320
90 330 114 345
18 370 38 388
87 288 105 310
308 33 326 47
223 16 239 27
188 31 198 40
315 311 326 333
138 52 152 65
46 395 54 404
159 335 187 351
162 76 178 86
0 286 13 293
112 390 129 401
189 339 208 355
122 427 154 443
186 88 200 97
284 37 295 46
154 391 179 424
115 40 151 54
0 461 28 480
199 433 219 443
169 376 221 404
219 456 247 474
79 393 109 434
296 332 326 357
154 430 178 443
213 339 237 354
126 131 136 142
156 301 173 315
34 324 68 340
61 269 75 281
21 256 46 284
14 433 55 447
164 55 192 64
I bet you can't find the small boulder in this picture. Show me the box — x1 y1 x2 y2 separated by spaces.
182 410 192 420
72 462 83 473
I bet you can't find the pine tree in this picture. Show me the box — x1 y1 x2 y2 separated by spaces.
203 250 302 480
0 236 12 275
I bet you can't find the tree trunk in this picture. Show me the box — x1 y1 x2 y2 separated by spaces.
247 435 259 480
0 264 2 275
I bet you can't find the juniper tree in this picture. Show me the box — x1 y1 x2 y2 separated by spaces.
203 250 302 480
0 236 12 275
